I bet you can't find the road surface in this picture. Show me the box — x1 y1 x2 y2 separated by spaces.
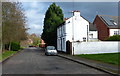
2 47 112 75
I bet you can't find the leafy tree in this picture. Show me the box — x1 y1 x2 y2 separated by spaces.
2 2 27 50
27 34 41 46
105 35 120 41
42 3 64 47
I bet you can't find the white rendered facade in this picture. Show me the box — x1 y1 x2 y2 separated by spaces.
89 31 98 41
57 11 90 52
109 29 120 36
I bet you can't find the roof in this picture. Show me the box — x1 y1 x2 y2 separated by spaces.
72 10 80 12
57 15 90 28
98 15 120 28
89 23 97 31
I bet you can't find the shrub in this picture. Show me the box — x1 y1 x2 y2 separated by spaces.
11 42 20 51
106 35 120 41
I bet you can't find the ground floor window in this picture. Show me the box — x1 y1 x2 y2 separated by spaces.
114 31 120 35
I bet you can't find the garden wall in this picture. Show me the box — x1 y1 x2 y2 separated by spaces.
74 41 119 54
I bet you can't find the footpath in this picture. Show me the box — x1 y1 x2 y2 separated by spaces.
58 53 120 75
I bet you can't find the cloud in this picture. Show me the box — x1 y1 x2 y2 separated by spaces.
22 2 118 35
3 0 120 2
22 2 46 35
27 23 43 35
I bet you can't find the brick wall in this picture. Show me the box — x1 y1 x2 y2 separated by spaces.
93 15 109 40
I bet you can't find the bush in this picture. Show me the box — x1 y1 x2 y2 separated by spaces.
11 42 20 51
106 35 120 41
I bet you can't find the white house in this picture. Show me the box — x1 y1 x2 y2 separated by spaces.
57 11 91 54
89 23 98 41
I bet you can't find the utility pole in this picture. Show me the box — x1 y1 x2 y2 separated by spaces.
87 25 89 42
71 11 74 56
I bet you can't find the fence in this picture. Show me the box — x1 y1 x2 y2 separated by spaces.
74 41 119 55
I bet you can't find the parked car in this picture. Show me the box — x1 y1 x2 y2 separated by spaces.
29 45 33 47
45 46 57 56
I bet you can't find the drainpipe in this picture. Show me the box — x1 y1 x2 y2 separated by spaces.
87 25 89 42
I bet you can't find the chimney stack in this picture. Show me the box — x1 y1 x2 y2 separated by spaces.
72 10 80 16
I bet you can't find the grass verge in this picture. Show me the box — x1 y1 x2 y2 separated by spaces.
0 50 18 62
76 53 120 66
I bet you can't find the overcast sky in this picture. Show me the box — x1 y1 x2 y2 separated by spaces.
22 2 118 35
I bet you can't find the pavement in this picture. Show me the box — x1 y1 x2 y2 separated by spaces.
2 47 113 75
57 52 120 75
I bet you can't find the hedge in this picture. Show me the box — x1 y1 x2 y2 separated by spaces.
106 35 120 41
11 42 20 51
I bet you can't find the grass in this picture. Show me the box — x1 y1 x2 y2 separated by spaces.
0 50 17 62
76 53 120 66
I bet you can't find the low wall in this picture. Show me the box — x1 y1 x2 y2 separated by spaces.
74 41 119 55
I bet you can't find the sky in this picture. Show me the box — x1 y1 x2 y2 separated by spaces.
22 2 118 35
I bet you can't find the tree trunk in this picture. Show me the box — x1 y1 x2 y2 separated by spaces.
2 44 5 51
8 42 11 51
0 43 2 53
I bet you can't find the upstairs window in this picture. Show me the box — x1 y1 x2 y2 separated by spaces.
68 21 70 23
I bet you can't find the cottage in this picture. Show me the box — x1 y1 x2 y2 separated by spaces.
57 11 90 53
93 15 120 40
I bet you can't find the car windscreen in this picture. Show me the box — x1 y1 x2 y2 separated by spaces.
47 46 55 50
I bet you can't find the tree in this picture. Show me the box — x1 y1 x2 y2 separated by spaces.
27 34 41 46
42 3 64 47
2 2 27 50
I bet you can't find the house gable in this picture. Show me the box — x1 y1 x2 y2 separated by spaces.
93 15 110 40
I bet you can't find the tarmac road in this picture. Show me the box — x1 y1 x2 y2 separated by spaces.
2 47 112 75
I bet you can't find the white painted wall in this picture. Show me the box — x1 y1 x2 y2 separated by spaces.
89 31 98 41
65 17 73 42
110 29 120 36
57 27 62 51
57 11 90 52
65 13 89 42
73 16 89 42
74 41 119 55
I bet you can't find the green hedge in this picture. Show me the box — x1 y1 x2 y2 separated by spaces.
11 42 20 51
106 35 120 41
4 42 20 51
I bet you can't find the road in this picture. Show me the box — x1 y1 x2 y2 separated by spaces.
2 47 112 75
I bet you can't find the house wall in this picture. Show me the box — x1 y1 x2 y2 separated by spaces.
57 11 90 53
65 17 73 42
73 16 89 42
57 23 67 52
94 15 109 40
89 31 98 41
57 26 62 51
74 41 119 55
109 29 120 36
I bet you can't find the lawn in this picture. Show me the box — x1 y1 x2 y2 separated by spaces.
0 51 17 62
76 53 120 65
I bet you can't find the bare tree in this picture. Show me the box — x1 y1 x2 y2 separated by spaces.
2 2 27 51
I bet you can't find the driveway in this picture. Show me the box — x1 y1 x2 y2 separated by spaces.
2 47 111 75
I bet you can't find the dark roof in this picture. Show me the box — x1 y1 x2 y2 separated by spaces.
89 23 97 31
98 15 120 28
